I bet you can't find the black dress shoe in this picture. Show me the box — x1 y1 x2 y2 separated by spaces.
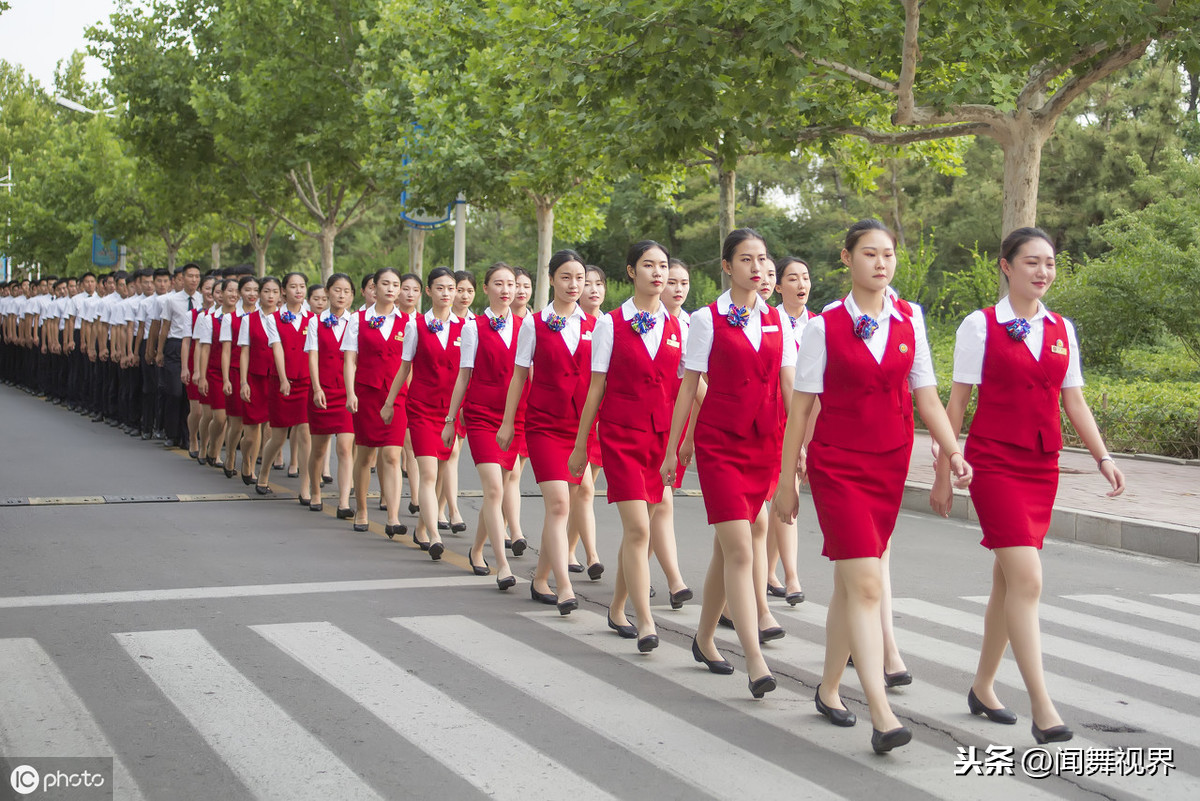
255 484 273 495
568 563 584 574
298 497 311 507
412 532 431 551
188 450 199 459
885 670 913 688
967 688 1017 724
450 522 467 533
530 585 558 605
408 502 420 514
206 457 217 467
766 583 787 598
718 614 735 629
353 523 369 532
321 474 333 485
786 590 806 606
272 463 283 471
287 470 299 478
510 538 528 557
587 562 604 581
669 588 693 609
759 626 786 643
385 523 408 539
241 473 256 485
336 507 353 519
691 637 734 675
872 726 912 753
504 538 512 549
749 675 777 699
469 553 490 576
428 542 445 561
223 467 237 479
1031 722 1073 744
637 634 659 653
438 521 450 531
649 585 656 598
815 685 857 727
607 615 637 639
379 502 387 511
556 597 578 615
309 503 323 512
496 575 517 591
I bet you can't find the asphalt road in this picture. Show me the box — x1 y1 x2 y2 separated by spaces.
1 384 1197 800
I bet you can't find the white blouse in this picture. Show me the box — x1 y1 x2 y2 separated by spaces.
683 291 797 374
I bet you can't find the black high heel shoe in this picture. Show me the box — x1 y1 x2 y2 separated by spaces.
385 523 408 539
815 685 857 727
510 538 528 557
587 562 604 581
691 638 734 675
749 675 777 699
205 456 217 467
469 553 490 576
450 522 467 533
336 507 353 519
759 626 785 643
309 502 323 512
884 670 913 688
669 588 693 609
255 484 272 495
321 473 333 485
530 585 558 605
1031 721 1073 744
637 634 659 653
718 614 735 629
298 497 310 507
556 597 578 616
223 467 237 479
872 726 912 753
496 574 517 591
967 688 1017 724
408 502 420 514
428 542 445 561
766 583 787 598
412 531 431 551
608 615 637 639
353 522 369 532
786 590 805 606
241 473 256 486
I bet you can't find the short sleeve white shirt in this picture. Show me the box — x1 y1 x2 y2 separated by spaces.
683 291 796 374
515 303 588 368
952 297 1083 388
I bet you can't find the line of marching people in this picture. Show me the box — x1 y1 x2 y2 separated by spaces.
1 219 1126 754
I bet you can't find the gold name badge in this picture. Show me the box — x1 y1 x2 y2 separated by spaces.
1051 339 1067 355
666 337 680 348
395 332 404 342
453 338 462 347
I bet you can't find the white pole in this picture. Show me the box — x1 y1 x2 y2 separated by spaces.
453 193 467 273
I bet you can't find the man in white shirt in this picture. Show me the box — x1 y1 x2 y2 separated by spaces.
63 272 98 412
141 268 173 438
157 263 203 448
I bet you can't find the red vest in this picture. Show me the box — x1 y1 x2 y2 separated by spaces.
697 302 783 438
969 306 1069 453
812 302 915 453
526 310 595 427
464 314 519 422
275 309 312 382
353 308 410 392
226 313 244 374
407 314 465 417
315 315 347 392
245 311 273 377
598 307 682 434
206 312 225 380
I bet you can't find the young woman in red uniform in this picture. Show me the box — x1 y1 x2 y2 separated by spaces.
932 227 1125 745
570 241 687 652
433 270 477 534
306 273 356 517
440 263 522 589
344 268 411 536
306 284 335 487
661 229 794 698
566 264 607 579
774 219 971 753
501 268 534 553
497 250 593 615
397 272 423 516
182 275 215 461
257 272 313 502
767 256 815 605
196 278 237 469
237 276 281 488
219 276 257 479
381 267 463 560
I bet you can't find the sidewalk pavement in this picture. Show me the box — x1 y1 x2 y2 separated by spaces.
897 432 1200 563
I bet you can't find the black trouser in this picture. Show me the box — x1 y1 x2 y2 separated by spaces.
161 338 184 442
140 339 157 433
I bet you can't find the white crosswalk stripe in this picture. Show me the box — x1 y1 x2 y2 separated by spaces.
3 589 1195 800
393 614 846 800
114 629 386 801
1151 593 1200 608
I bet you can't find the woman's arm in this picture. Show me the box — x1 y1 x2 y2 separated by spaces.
659 370 701 486
441 368 473 448
569 372 607 477
1062 387 1126 496
495 366 528 452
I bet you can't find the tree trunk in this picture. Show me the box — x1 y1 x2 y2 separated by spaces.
534 198 555 311
889 160 906 250
408 225 427 275
997 117 1052 297
717 159 736 291
210 242 221 273
831 167 848 211
253 243 268 277
1188 68 1199 116
319 224 337 282
453 194 467 272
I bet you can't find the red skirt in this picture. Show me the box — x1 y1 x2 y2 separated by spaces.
241 373 271 425
186 375 201 401
966 434 1058 549
408 408 451 459
586 423 603 467
808 439 910 560
672 413 692 490
225 367 244 418
307 385 352 436
269 378 309 428
693 419 780 525
599 421 668 504
353 382 406 448
515 430 529 459
526 426 582 485
201 368 225 410
464 411 518 471
455 414 467 440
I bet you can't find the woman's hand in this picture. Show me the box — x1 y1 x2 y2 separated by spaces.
312 386 327 410
380 402 394 425
772 479 801 525
279 377 291 397
196 376 208 396
240 381 251 402
496 422 514 452
930 471 954 518
441 420 456 449
678 434 694 468
346 392 358 414
1100 460 1126 497
659 451 679 487
567 444 588 478
223 379 232 397
949 452 973 489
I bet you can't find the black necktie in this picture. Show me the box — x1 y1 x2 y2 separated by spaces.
187 295 194 311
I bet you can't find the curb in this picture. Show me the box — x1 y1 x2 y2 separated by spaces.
884 481 1200 564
